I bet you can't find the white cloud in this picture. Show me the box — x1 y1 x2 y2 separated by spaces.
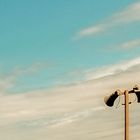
75 1 140 38
1 57 140 139
75 24 105 39
0 62 50 93
0 73 17 93
112 2 140 23
84 56 140 80
118 39 140 49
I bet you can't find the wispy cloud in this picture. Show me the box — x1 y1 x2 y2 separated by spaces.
84 56 140 80
75 1 140 39
118 39 140 49
1 57 140 139
75 24 105 39
0 63 50 93
59 56 140 83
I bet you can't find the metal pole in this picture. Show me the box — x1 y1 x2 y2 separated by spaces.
124 90 129 140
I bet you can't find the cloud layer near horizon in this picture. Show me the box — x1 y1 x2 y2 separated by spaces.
1 57 140 140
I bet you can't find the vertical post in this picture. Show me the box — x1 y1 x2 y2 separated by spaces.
124 90 129 140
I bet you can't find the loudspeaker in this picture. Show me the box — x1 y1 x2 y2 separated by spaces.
104 91 119 107
133 85 140 103
135 91 140 103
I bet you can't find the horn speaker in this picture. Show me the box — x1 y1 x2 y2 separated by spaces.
104 91 119 107
135 91 140 103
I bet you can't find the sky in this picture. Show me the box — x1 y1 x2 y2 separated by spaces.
0 0 140 140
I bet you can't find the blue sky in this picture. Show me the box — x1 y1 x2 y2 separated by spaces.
1 1 140 140
0 0 140 91
0 0 140 92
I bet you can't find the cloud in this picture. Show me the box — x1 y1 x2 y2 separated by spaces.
112 1 140 23
59 56 140 83
0 57 139 117
1 57 140 139
14 62 50 76
0 62 50 93
75 1 140 39
75 24 105 39
118 39 140 49
84 56 140 80
0 72 18 93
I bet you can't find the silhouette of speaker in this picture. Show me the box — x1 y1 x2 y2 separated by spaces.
132 85 140 103
104 91 119 107
135 91 140 102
